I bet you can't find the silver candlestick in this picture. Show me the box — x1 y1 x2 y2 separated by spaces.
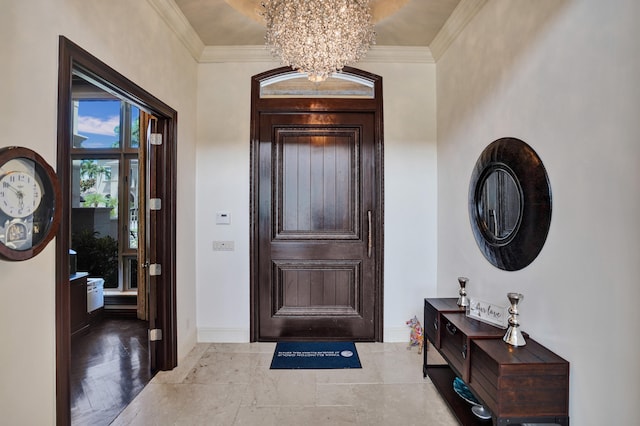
503 292 526 346
457 277 469 307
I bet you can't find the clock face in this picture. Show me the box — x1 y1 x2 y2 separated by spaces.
0 170 43 218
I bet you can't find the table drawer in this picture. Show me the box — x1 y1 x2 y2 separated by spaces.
439 316 468 380
470 338 570 418
424 298 463 349
439 312 506 382
424 300 440 347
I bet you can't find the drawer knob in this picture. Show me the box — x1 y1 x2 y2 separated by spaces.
446 322 457 335
462 343 467 359
433 319 439 330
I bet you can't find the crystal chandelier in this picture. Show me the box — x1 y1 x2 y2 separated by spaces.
261 0 376 82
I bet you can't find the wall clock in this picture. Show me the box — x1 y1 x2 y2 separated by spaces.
0 146 61 261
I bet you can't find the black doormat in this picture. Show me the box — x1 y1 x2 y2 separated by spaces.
270 341 362 369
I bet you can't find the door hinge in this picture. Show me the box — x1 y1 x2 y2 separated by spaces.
149 198 162 210
150 133 162 145
150 329 163 341
149 263 162 276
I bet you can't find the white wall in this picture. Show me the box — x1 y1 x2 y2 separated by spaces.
436 0 640 423
195 61 273 342
0 0 198 424
195 60 438 342
368 61 438 339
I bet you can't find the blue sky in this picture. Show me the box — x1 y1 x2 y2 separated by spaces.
76 100 121 148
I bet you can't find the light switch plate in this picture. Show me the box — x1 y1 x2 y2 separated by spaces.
216 211 231 224
213 241 234 251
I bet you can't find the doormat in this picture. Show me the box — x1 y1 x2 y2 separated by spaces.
270 341 362 369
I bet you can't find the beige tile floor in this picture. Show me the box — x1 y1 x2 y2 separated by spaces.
112 342 458 426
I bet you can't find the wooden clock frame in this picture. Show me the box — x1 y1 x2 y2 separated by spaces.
0 146 61 261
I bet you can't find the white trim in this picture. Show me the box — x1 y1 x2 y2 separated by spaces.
199 45 276 63
361 46 434 64
197 326 411 343
430 0 488 61
146 0 204 60
383 327 411 343
197 327 250 343
199 45 433 64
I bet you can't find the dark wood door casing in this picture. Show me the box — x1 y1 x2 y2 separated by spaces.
56 37 177 426
145 115 177 371
250 67 384 342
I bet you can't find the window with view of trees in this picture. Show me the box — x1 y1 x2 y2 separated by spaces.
70 78 141 291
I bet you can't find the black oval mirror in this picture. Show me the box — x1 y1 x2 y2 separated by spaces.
469 138 551 271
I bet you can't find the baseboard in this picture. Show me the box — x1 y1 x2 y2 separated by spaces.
197 327 250 343
196 327 411 343
384 327 411 343
103 308 137 319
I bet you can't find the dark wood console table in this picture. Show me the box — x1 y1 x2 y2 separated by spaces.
70 272 89 338
424 298 569 425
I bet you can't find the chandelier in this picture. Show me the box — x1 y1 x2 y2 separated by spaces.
261 0 376 82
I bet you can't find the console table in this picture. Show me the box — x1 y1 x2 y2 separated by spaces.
424 298 569 425
70 272 89 338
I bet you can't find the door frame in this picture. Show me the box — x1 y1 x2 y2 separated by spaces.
55 37 178 425
249 66 384 342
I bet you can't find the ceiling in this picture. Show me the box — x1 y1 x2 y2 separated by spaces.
173 0 462 48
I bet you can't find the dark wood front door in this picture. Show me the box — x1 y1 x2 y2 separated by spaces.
251 68 384 342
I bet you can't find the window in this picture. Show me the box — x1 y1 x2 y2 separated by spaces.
73 99 122 148
70 74 141 291
259 70 375 98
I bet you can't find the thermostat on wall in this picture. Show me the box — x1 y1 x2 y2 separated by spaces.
216 211 231 224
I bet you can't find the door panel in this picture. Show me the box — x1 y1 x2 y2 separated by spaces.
273 260 360 316
278 130 356 238
258 112 377 340
136 112 151 321
146 115 176 371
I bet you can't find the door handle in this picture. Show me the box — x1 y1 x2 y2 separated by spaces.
446 322 457 336
367 210 373 258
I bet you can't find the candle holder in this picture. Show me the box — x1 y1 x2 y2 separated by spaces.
457 277 469 307
503 292 526 346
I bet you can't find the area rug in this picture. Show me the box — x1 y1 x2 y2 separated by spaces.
270 341 362 369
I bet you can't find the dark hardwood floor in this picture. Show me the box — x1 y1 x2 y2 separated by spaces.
71 317 153 425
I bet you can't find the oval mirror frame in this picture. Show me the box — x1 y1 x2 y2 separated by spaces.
469 138 552 271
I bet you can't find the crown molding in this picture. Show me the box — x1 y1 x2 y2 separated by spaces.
146 0 204 60
199 45 275 63
362 46 434 64
199 45 434 64
430 0 488 61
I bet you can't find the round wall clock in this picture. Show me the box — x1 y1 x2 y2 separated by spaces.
0 146 61 261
